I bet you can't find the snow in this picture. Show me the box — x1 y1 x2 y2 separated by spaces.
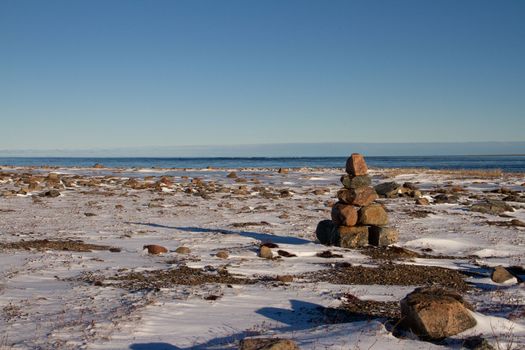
0 166 524 349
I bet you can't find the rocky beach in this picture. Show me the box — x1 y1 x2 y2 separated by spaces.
0 159 524 349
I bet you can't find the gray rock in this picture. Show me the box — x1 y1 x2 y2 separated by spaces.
368 226 398 246
340 174 372 189
315 220 340 246
471 200 514 215
374 182 401 198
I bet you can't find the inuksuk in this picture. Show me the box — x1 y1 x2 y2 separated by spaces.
316 153 398 248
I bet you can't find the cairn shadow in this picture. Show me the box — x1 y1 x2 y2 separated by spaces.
127 222 311 245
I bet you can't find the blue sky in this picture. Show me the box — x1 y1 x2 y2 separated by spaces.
1 0 524 153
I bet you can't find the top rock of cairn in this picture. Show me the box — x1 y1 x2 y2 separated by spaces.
345 153 368 176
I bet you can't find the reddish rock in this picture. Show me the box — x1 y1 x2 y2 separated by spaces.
337 187 378 206
358 204 388 226
216 250 229 259
226 172 238 178
331 202 358 227
278 168 289 174
338 226 369 248
175 246 191 254
400 287 476 339
368 226 398 246
143 244 168 255
259 246 273 259
345 153 368 176
416 197 430 205
276 275 294 283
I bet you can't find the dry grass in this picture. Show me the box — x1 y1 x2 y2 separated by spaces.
0 239 112 252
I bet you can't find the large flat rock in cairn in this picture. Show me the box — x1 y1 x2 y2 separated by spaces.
346 153 368 176
400 287 477 339
337 187 378 207
331 202 358 226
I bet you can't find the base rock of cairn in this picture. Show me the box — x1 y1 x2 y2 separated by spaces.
316 153 398 248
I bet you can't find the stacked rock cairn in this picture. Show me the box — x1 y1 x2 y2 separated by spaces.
316 153 398 248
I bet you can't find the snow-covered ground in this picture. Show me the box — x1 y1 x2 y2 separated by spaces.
0 166 524 349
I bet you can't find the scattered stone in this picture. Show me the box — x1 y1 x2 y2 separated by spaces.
261 242 279 249
226 172 238 178
84 212 97 217
277 168 289 174
491 266 515 283
415 197 430 205
276 275 294 283
463 335 495 350
403 182 419 190
400 286 476 339
345 153 368 176
337 187 378 207
216 250 229 259
40 189 61 198
316 250 343 258
93 163 104 168
277 250 297 258
144 244 168 255
374 182 401 198
471 200 514 215
259 246 273 259
510 219 525 227
358 204 388 226
340 174 371 189
175 246 191 254
240 338 299 350
331 202 358 227
315 220 339 246
368 226 398 246
433 193 459 204
338 226 369 248
109 247 121 253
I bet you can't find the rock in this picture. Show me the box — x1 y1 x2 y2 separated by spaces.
340 174 371 189
338 226 369 248
175 246 191 254
240 338 299 350
491 266 515 283
276 275 294 283
144 244 168 255
358 204 388 226
226 172 238 178
463 335 495 350
277 168 289 174
336 187 378 206
109 247 121 253
277 250 297 258
93 163 104 168
216 250 229 259
416 197 430 205
471 200 514 215
316 250 343 258
433 194 459 204
368 226 398 246
259 246 273 259
40 189 61 197
374 182 401 198
400 287 476 339
315 220 340 246
403 182 419 190
510 219 525 227
331 202 358 227
345 153 368 176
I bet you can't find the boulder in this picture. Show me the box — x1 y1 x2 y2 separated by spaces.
416 197 430 205
491 266 515 283
175 246 191 254
216 250 229 259
400 287 476 339
345 153 368 176
331 203 358 227
338 226 369 248
337 187 378 207
368 226 398 246
471 200 514 215
374 182 401 198
358 204 388 226
315 220 340 246
259 246 273 259
340 174 371 189
143 244 168 255
240 338 299 350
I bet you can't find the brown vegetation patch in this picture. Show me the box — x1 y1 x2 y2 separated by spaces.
382 168 503 179
232 221 270 228
102 266 254 291
0 239 112 252
360 246 423 260
340 294 400 320
303 262 469 291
